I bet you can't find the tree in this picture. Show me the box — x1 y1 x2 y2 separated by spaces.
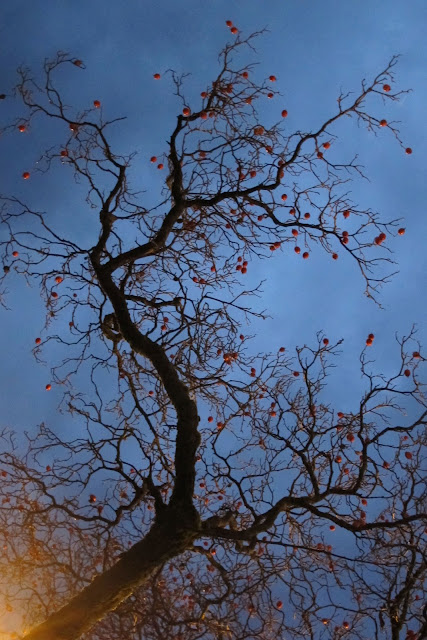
0 28 425 640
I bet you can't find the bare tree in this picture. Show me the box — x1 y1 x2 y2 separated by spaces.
0 29 425 640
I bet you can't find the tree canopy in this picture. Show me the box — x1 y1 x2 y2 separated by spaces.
0 26 425 640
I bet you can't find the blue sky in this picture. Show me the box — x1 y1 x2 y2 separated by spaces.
1 0 425 437
0 1 426 635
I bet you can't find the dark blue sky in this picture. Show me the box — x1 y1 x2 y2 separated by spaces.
0 2 426 637
0 0 426 449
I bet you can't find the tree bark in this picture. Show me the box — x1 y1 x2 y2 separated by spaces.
24 513 198 640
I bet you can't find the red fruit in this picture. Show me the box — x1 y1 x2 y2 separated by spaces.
22 172 30 180
332 253 338 260
208 416 213 423
383 84 391 92
93 100 101 108
153 73 161 79
18 124 26 132
55 276 63 284
281 194 287 201
289 208 296 215
323 338 329 345
148 390 154 396
276 600 283 609
281 109 288 118
230 26 238 34
241 267 247 274
267 92 273 99
398 228 405 235
383 461 390 469
45 384 52 391
60 150 68 157
405 147 412 154
226 20 233 27
330 525 335 531
294 246 301 254
46 465 51 471
201 111 208 119
200 91 208 98
242 71 249 78
157 164 164 169
343 622 350 630
366 338 373 346
150 156 157 163
404 369 411 377
317 151 323 159
380 119 387 127
12 251 18 257
269 75 277 82
413 351 421 358
302 252 309 259
346 433 355 443
51 292 58 299
304 212 310 219
404 451 412 460
343 209 350 218
368 333 374 340
293 371 299 377
337 412 344 418
279 347 285 352
183 107 190 116
73 59 83 67
89 494 97 503
35 338 41 345
322 618 329 625
361 498 368 506
292 229 298 237
323 142 331 149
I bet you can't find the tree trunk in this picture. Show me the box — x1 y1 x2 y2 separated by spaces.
24 514 198 640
